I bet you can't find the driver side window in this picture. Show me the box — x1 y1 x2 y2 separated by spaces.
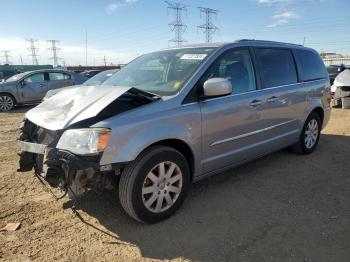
203 49 256 95
24 73 45 84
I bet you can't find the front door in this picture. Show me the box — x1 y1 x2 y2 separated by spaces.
19 72 48 102
199 48 268 174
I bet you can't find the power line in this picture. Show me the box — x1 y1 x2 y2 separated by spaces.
165 1 188 46
1 50 11 64
26 39 39 65
47 40 62 67
197 7 219 43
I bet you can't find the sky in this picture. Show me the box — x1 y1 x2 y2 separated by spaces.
0 0 349 66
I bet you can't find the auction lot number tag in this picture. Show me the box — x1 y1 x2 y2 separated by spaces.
180 54 207 60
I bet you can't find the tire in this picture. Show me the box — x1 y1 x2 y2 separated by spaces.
291 112 322 154
119 146 190 223
0 94 15 112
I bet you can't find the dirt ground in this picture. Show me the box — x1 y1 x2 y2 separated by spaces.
0 106 349 262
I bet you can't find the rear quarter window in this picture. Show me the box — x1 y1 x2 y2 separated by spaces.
255 48 298 88
294 49 327 81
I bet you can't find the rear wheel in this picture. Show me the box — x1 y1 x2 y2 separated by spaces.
0 94 15 111
291 112 322 154
118 146 190 223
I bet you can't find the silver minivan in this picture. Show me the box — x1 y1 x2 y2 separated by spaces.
18 40 331 223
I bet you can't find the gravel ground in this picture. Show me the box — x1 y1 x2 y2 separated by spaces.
0 106 349 262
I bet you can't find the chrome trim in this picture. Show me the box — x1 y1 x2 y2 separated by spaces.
18 141 46 154
210 119 296 146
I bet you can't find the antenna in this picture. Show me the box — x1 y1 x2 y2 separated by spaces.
197 7 219 43
26 39 39 65
165 1 188 46
1 50 11 64
47 40 62 67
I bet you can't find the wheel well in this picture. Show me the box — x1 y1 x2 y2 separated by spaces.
146 139 195 181
312 107 324 124
0 92 17 104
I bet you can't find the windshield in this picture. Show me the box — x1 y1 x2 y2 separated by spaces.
6 72 29 82
83 69 118 86
103 47 216 96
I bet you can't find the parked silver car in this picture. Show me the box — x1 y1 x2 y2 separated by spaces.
18 40 331 223
42 69 119 101
0 69 86 111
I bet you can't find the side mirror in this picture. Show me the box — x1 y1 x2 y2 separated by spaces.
202 78 232 98
19 80 26 87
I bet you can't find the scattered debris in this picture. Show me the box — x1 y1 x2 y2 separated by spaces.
0 222 21 232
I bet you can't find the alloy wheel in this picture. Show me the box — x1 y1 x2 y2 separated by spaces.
142 161 183 213
0 95 14 111
304 119 319 149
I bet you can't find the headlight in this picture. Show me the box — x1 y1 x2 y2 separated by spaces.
57 128 110 155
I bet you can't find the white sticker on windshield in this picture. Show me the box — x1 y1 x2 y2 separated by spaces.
180 54 207 60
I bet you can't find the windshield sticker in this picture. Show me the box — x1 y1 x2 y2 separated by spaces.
180 54 207 60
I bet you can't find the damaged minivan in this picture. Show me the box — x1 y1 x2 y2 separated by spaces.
18 40 331 223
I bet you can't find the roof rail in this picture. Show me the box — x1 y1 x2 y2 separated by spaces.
235 39 303 47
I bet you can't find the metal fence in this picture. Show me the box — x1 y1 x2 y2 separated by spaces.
323 58 350 66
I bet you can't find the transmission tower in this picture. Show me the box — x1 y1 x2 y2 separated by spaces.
26 39 39 65
197 7 219 43
165 1 188 46
1 50 11 64
47 40 62 67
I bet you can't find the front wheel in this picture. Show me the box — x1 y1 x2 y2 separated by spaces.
291 112 322 154
118 146 190 223
0 94 15 111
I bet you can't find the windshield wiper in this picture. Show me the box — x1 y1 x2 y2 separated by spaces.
127 87 160 101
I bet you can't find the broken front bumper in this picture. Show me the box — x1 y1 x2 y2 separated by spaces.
17 119 116 197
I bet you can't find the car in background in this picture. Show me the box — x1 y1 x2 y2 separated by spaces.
43 69 119 101
331 69 350 109
0 69 87 111
327 64 349 85
80 70 101 79
0 69 23 82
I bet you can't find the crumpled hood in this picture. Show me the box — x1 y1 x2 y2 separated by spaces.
331 69 350 93
26 85 131 130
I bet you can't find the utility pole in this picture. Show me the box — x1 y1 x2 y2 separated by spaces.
198 7 219 43
85 29 88 66
1 50 11 64
20 55 23 65
302 37 306 46
103 55 107 66
47 40 61 67
26 39 39 65
165 1 188 46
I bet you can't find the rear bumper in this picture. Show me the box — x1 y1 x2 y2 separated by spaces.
322 106 331 129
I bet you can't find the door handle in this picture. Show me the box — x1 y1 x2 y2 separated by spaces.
267 96 279 103
39 84 45 87
249 99 262 107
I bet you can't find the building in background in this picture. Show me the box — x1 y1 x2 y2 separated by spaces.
321 52 350 66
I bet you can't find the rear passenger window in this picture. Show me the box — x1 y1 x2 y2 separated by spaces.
49 72 71 81
294 49 327 81
256 48 297 88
